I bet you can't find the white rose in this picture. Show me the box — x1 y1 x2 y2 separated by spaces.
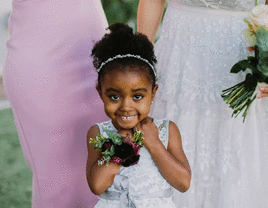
243 5 268 46
250 4 268 29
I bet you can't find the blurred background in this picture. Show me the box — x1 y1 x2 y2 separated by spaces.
0 1 143 207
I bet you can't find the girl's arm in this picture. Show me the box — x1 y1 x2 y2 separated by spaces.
86 125 121 195
135 118 191 192
137 0 166 43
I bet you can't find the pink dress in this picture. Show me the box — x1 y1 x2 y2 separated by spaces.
3 0 108 207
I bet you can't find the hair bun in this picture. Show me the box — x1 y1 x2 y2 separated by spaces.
108 23 133 36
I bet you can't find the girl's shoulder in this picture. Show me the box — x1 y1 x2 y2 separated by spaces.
87 121 111 140
95 120 115 135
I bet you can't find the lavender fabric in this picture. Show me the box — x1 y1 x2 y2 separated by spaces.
3 0 108 207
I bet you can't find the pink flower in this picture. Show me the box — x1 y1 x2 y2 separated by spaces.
132 144 140 156
110 157 122 165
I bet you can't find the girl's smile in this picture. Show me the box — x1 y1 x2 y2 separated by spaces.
120 115 137 121
97 67 158 130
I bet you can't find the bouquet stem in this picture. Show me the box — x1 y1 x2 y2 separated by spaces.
221 80 256 122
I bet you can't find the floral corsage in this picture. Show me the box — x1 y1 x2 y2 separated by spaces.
221 3 268 122
89 129 144 167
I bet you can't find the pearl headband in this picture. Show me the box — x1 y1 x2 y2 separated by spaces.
97 54 156 77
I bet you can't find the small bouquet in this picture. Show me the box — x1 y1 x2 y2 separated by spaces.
221 3 268 122
89 129 144 167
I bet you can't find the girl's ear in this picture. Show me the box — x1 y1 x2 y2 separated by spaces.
151 84 158 101
96 86 103 100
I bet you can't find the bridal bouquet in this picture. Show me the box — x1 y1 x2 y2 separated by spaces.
89 129 144 167
221 4 268 122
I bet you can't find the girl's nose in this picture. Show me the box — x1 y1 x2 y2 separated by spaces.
120 98 133 111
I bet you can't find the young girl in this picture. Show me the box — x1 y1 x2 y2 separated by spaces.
86 23 191 208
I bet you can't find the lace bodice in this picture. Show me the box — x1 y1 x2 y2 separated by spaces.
95 119 177 208
173 0 266 11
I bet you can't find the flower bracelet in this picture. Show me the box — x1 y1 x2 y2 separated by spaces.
89 129 144 167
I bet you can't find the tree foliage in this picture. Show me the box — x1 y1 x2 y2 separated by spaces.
101 0 139 30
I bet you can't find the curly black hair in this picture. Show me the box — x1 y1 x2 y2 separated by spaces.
91 23 157 89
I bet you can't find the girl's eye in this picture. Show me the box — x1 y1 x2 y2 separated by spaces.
134 95 143 101
110 95 120 101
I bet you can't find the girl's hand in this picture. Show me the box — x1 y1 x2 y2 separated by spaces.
258 85 268 98
86 125 121 195
133 116 159 148
133 118 191 192
117 128 133 140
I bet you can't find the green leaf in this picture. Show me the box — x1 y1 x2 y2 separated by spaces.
230 59 257 73
109 145 115 156
111 136 123 145
257 64 268 78
256 27 268 53
104 129 121 138
103 129 123 145
248 56 258 64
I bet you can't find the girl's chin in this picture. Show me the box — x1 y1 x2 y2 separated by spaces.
113 121 138 130
117 124 136 130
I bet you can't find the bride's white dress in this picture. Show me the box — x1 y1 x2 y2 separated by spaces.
152 0 268 207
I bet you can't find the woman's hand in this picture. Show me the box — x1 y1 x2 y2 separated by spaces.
258 85 268 98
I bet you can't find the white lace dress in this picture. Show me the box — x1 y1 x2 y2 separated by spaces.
152 0 268 207
94 119 176 208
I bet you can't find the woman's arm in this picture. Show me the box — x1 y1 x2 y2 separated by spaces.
86 125 121 195
135 118 191 192
137 0 166 43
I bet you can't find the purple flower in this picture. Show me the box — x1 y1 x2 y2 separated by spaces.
101 141 112 152
114 142 140 167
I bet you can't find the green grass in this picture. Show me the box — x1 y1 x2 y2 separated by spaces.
0 108 32 208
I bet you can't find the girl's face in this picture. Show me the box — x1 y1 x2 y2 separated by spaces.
97 67 158 130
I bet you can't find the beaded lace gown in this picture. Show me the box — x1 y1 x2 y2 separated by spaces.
152 0 268 207
3 0 108 207
94 119 176 208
